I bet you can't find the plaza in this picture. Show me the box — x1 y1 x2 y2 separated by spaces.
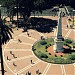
1 16 75 75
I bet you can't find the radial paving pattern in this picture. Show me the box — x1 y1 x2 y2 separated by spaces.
2 17 75 75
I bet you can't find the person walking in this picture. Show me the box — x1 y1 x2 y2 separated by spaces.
30 60 33 64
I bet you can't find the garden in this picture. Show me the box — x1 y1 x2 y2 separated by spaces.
32 37 75 64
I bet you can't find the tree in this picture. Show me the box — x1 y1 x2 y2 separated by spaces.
0 0 15 21
18 0 34 21
0 0 75 29
0 18 13 75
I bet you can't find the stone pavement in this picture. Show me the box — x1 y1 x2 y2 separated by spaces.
1 16 75 75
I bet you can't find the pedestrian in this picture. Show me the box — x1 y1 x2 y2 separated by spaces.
13 54 17 58
18 39 22 43
10 51 12 54
7 56 11 61
27 30 30 37
7 56 8 60
36 69 39 74
28 71 30 75
27 32 29 37
29 72 31 75
13 62 17 67
26 72 27 75
30 60 32 64
67 25 68 28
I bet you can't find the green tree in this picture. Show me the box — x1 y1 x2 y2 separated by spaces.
18 0 34 21
0 0 15 21
0 18 13 75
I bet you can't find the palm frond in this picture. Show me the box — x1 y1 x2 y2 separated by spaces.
0 19 13 45
5 25 14 33
1 30 10 44
3 25 13 39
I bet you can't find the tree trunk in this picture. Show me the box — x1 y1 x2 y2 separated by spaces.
0 10 1 19
0 45 4 75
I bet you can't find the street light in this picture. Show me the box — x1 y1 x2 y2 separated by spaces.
0 5 1 19
13 0 19 30
16 0 19 30
14 0 23 30
72 10 75 50
72 10 75 27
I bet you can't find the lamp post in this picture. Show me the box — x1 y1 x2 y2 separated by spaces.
14 0 23 30
16 0 22 30
16 0 19 30
0 5 1 19
72 10 75 27
14 0 19 30
72 10 75 50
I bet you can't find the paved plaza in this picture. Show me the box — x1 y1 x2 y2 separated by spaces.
1 16 75 75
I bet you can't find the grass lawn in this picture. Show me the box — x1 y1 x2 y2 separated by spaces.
33 38 75 64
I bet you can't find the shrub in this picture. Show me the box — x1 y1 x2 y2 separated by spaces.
68 54 75 60
45 44 51 49
38 51 48 58
48 44 51 47
65 39 72 44
61 55 63 57
64 43 71 48
72 42 75 48
55 54 57 57
52 58 72 64
45 46 48 49
49 53 51 55
45 49 48 52
64 42 68 46
40 40 47 45
73 45 75 48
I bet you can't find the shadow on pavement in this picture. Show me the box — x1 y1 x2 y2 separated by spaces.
18 17 57 33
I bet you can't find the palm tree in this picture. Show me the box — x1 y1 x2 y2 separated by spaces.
0 18 13 75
